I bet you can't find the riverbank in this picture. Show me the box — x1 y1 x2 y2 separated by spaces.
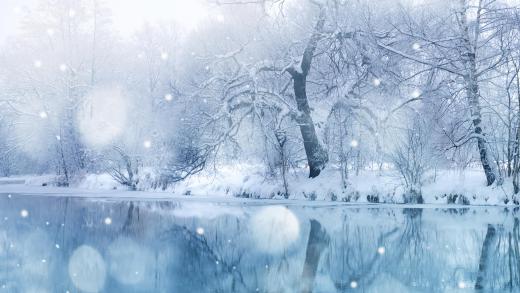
0 166 514 206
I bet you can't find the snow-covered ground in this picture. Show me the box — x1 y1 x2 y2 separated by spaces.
0 166 513 206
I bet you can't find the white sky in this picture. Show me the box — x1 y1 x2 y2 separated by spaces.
1 0 520 45
0 0 34 44
109 0 209 35
0 0 210 45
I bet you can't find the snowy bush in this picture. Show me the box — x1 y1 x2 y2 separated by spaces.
106 147 141 191
391 117 434 203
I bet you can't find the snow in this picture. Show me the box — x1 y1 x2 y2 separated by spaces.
19 209 28 218
0 166 510 206
79 173 121 190
1 1 519 290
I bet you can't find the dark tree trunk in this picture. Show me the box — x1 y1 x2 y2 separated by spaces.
286 8 328 178
475 224 497 291
292 74 329 178
301 219 329 293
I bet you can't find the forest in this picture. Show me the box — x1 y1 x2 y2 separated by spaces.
1 0 520 204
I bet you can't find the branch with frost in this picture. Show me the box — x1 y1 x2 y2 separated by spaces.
196 53 298 144
377 42 463 76
285 5 326 78
443 126 486 150
214 47 245 60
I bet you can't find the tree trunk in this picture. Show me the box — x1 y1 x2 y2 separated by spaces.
286 8 328 178
292 74 329 178
514 127 520 194
459 0 496 186
301 219 329 293
513 80 520 193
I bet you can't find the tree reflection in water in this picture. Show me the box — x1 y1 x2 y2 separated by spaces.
1 195 520 292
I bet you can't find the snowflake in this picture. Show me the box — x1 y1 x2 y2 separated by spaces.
164 94 173 101
104 217 112 225
39 111 48 119
161 52 168 60
350 139 359 148
34 60 42 68
377 246 385 255
20 209 29 218
412 89 422 98
46 28 55 36
60 64 67 72
196 227 204 235
143 140 152 149
350 281 358 288
373 78 381 87
412 43 421 51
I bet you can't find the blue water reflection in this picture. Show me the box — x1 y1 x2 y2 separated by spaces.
0 194 518 292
